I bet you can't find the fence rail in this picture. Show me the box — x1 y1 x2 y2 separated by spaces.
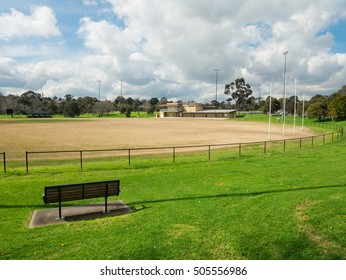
24 129 343 173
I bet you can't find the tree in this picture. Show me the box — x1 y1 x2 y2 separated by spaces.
118 103 127 114
149 97 160 112
125 105 132 117
224 77 253 111
328 95 346 121
159 97 168 104
64 94 72 101
308 94 328 105
0 95 6 114
140 100 152 114
77 96 97 114
126 97 134 106
46 98 59 114
114 96 126 106
17 91 43 114
63 101 80 117
306 102 328 121
337 85 346 96
149 97 159 107
132 98 142 112
286 96 300 115
211 100 220 108
114 96 127 112
92 101 115 117
262 96 281 113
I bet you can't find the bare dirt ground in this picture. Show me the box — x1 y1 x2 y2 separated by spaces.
0 118 315 160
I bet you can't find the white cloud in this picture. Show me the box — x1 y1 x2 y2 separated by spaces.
307 53 343 83
0 6 61 40
83 0 99 6
1 0 346 101
0 57 26 87
95 0 346 100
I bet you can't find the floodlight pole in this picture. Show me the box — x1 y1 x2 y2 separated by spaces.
282 51 288 136
293 78 297 133
302 94 305 131
120 80 123 97
97 80 102 101
268 83 272 140
214 69 220 101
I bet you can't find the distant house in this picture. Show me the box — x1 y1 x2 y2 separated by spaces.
182 102 204 112
159 102 237 118
159 103 183 117
182 109 237 118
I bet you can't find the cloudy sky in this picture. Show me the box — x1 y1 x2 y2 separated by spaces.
0 0 346 102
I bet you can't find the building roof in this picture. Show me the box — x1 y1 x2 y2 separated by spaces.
183 102 203 106
159 103 182 107
188 109 237 113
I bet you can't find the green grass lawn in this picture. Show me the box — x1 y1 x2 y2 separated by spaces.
0 120 345 260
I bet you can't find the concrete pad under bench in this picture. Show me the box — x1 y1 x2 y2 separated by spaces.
29 200 132 228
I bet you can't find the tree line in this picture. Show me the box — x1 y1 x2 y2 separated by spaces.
0 92 165 118
224 78 346 122
1 82 346 121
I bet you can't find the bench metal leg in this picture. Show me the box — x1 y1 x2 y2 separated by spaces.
103 185 111 214
103 195 110 214
56 189 64 220
56 205 64 220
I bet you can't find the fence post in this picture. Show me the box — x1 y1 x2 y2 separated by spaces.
239 143 242 156
128 149 131 167
283 140 286 151
26 151 29 173
208 145 211 161
3 152 6 173
300 138 302 148
80 151 83 170
264 141 267 155
173 147 176 163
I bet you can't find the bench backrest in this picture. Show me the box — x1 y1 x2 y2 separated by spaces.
43 180 120 204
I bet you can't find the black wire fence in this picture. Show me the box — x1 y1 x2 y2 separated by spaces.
25 131 342 173
1 122 344 173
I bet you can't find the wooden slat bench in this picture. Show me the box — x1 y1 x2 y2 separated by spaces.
43 180 120 220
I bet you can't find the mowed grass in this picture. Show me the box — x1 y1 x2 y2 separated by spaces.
0 120 345 260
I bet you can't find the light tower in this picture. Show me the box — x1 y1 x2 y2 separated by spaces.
214 69 220 101
97 80 102 101
282 51 288 135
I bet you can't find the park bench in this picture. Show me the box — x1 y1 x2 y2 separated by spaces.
43 180 120 220
27 112 52 118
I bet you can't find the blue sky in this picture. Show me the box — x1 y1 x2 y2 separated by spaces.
1 0 346 101
324 19 346 53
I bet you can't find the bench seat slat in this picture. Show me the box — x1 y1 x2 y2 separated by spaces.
43 180 120 204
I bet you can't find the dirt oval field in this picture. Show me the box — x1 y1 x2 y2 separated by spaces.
0 118 314 160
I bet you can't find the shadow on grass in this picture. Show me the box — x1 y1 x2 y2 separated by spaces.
0 183 345 209
127 183 346 206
